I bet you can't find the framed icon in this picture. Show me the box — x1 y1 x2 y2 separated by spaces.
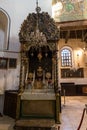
9 58 17 68
0 58 8 69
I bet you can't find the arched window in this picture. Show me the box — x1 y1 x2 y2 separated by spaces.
0 8 10 50
61 48 72 67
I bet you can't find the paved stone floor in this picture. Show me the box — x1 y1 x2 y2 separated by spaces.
0 96 87 130
60 96 87 130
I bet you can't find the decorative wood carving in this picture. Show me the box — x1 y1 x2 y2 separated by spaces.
19 12 59 50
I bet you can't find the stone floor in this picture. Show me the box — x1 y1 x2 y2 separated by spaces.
0 96 87 130
60 96 87 130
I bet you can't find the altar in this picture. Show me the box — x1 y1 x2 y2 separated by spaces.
21 89 55 100
20 89 56 119
15 1 61 129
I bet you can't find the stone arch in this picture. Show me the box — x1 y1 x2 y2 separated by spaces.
0 8 10 50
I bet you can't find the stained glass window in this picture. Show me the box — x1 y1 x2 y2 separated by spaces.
61 48 72 67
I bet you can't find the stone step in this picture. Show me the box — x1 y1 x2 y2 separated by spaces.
15 119 60 130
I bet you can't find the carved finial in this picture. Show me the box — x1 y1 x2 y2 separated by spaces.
36 0 41 13
36 0 38 8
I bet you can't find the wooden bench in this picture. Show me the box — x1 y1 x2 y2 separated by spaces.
15 119 60 130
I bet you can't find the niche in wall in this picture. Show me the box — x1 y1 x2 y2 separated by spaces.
0 8 10 50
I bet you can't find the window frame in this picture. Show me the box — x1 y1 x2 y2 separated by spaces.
60 47 72 67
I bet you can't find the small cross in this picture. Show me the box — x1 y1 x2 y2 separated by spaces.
36 0 38 8
36 0 41 13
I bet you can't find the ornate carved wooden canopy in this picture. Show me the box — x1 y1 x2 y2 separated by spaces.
19 12 59 51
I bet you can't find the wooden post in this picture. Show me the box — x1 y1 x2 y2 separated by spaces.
54 42 61 124
56 93 61 124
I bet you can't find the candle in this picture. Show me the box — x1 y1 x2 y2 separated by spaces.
43 70 45 84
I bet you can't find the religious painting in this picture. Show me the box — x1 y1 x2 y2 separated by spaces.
0 58 8 69
52 0 87 22
9 58 17 68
